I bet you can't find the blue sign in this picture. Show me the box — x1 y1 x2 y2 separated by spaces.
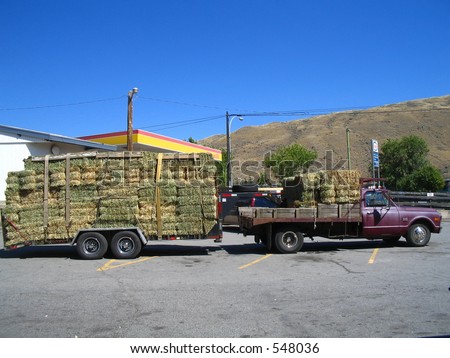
373 152 379 168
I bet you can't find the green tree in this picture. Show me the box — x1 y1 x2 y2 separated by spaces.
398 165 445 192
185 137 198 144
380 135 444 191
264 143 317 179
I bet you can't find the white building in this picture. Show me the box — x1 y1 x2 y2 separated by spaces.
0 124 117 205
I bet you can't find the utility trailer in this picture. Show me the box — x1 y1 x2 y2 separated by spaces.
239 179 442 253
1 151 221 259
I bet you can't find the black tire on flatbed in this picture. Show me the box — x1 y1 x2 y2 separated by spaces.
274 226 304 254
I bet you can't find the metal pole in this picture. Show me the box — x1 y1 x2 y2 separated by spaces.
127 92 133 151
226 111 231 188
127 88 138 151
372 151 375 179
346 128 351 170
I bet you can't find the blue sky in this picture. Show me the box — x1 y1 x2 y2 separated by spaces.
1 0 449 141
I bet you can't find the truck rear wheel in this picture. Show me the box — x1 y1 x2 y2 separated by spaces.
406 223 431 247
274 226 304 254
110 231 142 259
76 232 108 260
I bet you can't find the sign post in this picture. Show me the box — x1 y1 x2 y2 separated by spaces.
371 139 380 183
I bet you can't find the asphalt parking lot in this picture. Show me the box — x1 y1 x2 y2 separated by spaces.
0 223 449 338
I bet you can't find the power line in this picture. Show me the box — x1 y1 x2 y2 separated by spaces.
139 95 254 113
3 92 448 133
0 95 126 111
140 114 223 131
139 96 225 110
140 105 450 132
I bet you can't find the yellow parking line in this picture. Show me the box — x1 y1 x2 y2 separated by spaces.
368 248 379 264
97 256 158 272
239 254 273 270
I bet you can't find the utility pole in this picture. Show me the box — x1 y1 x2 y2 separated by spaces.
127 88 138 151
225 111 244 188
226 112 231 187
346 128 351 170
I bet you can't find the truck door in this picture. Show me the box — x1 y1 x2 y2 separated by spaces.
361 190 401 237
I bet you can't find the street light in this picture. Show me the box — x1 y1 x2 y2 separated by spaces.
127 87 139 151
226 111 244 188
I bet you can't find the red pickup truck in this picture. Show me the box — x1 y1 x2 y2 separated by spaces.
239 180 442 253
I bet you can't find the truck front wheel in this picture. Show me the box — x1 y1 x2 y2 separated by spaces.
76 232 108 260
406 223 431 247
110 231 142 259
274 226 304 254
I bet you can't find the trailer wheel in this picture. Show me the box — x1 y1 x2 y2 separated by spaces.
110 231 142 259
274 226 304 254
76 232 108 260
406 223 431 247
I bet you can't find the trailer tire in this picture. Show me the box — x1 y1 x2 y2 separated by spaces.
76 232 108 260
110 231 142 259
406 223 431 247
274 226 304 254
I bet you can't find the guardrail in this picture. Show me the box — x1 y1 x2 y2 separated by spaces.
390 191 450 209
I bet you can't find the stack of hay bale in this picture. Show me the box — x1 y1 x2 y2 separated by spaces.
4 169 45 244
283 170 361 208
2 152 218 247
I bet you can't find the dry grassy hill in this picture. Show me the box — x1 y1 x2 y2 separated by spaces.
200 95 450 182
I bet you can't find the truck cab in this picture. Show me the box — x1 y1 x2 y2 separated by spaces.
361 187 442 246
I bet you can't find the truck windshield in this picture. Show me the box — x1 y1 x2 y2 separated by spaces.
365 191 389 207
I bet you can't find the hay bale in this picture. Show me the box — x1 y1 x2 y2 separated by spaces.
5 189 21 203
70 170 82 186
329 170 361 186
159 181 178 197
71 187 98 201
50 172 66 188
23 159 44 174
3 208 19 222
48 161 66 173
17 170 36 190
6 172 19 185
98 186 138 198
138 187 155 199
81 170 97 185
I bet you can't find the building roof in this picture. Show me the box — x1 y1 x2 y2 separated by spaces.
0 124 117 151
80 129 222 160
